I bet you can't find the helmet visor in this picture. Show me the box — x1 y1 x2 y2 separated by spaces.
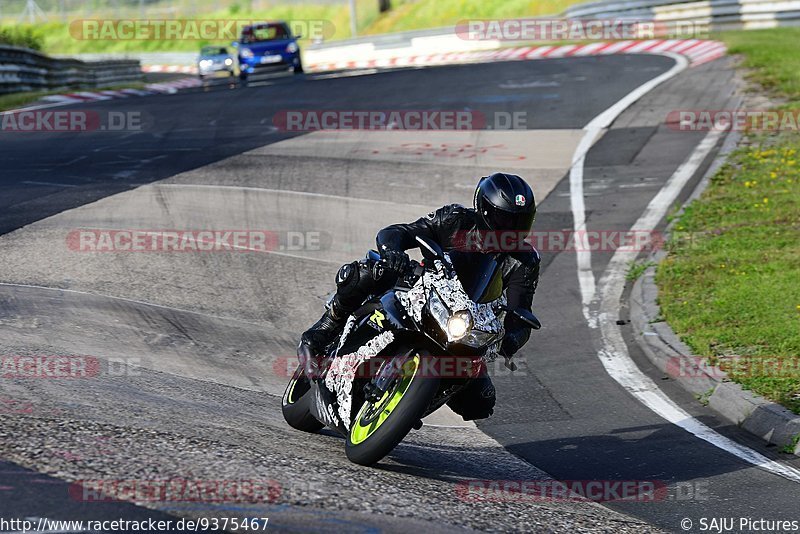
485 203 535 233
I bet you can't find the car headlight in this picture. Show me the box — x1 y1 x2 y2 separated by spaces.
224 58 233 66
199 59 212 67
286 42 299 53
240 48 254 58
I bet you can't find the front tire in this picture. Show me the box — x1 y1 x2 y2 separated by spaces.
282 364 324 432
346 351 439 466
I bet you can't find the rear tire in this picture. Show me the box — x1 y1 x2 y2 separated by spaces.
345 351 439 466
282 364 324 432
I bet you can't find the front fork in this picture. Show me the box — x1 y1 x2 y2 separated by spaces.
363 350 415 403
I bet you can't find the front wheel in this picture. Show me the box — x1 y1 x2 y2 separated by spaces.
346 351 439 466
282 364 324 432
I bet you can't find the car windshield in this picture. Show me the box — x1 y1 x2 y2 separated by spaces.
448 251 503 304
200 46 228 56
241 24 290 43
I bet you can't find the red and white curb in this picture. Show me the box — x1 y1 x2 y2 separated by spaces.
307 39 727 72
142 65 198 74
29 39 726 107
40 77 202 105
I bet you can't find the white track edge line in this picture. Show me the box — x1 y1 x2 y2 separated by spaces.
567 52 800 482
595 130 800 483
570 52 689 326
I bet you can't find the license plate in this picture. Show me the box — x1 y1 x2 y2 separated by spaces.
260 55 282 64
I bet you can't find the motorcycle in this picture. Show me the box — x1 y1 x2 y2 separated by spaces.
281 236 541 466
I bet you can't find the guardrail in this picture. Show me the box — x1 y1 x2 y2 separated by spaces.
564 0 800 30
17 0 798 79
0 44 142 95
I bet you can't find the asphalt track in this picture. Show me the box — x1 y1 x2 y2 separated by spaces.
1 54 799 532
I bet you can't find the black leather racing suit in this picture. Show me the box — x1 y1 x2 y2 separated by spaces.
331 203 540 421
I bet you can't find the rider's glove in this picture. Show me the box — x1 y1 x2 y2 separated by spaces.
379 247 410 273
501 328 526 358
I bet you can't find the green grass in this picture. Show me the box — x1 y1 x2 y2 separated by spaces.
657 29 800 414
0 91 55 111
626 260 655 281
363 0 576 35
717 27 800 101
0 83 145 111
781 434 800 454
1 0 585 55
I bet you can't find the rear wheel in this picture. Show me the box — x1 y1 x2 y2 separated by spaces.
282 364 324 432
346 351 439 466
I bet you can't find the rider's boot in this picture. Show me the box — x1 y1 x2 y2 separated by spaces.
298 299 348 359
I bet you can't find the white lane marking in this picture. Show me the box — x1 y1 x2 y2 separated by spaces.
312 69 379 80
567 53 800 482
569 52 689 324
39 95 86 104
153 183 437 210
595 130 800 483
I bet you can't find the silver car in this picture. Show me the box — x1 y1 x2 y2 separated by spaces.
197 45 238 80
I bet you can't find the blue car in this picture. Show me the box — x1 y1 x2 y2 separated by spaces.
236 22 303 81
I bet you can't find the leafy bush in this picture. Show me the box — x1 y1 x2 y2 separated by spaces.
0 26 44 51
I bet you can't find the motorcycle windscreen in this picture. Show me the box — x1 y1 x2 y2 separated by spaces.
448 251 504 304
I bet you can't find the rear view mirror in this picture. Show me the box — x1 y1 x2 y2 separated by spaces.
498 304 542 330
512 308 542 330
416 235 444 263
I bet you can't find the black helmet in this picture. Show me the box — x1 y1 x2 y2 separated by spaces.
473 173 536 233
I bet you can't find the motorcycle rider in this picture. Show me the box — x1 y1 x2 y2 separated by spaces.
298 172 540 421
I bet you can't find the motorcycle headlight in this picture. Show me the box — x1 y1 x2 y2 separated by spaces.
240 48 254 58
428 289 450 329
427 290 473 342
461 329 500 349
446 311 472 340
286 42 299 53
